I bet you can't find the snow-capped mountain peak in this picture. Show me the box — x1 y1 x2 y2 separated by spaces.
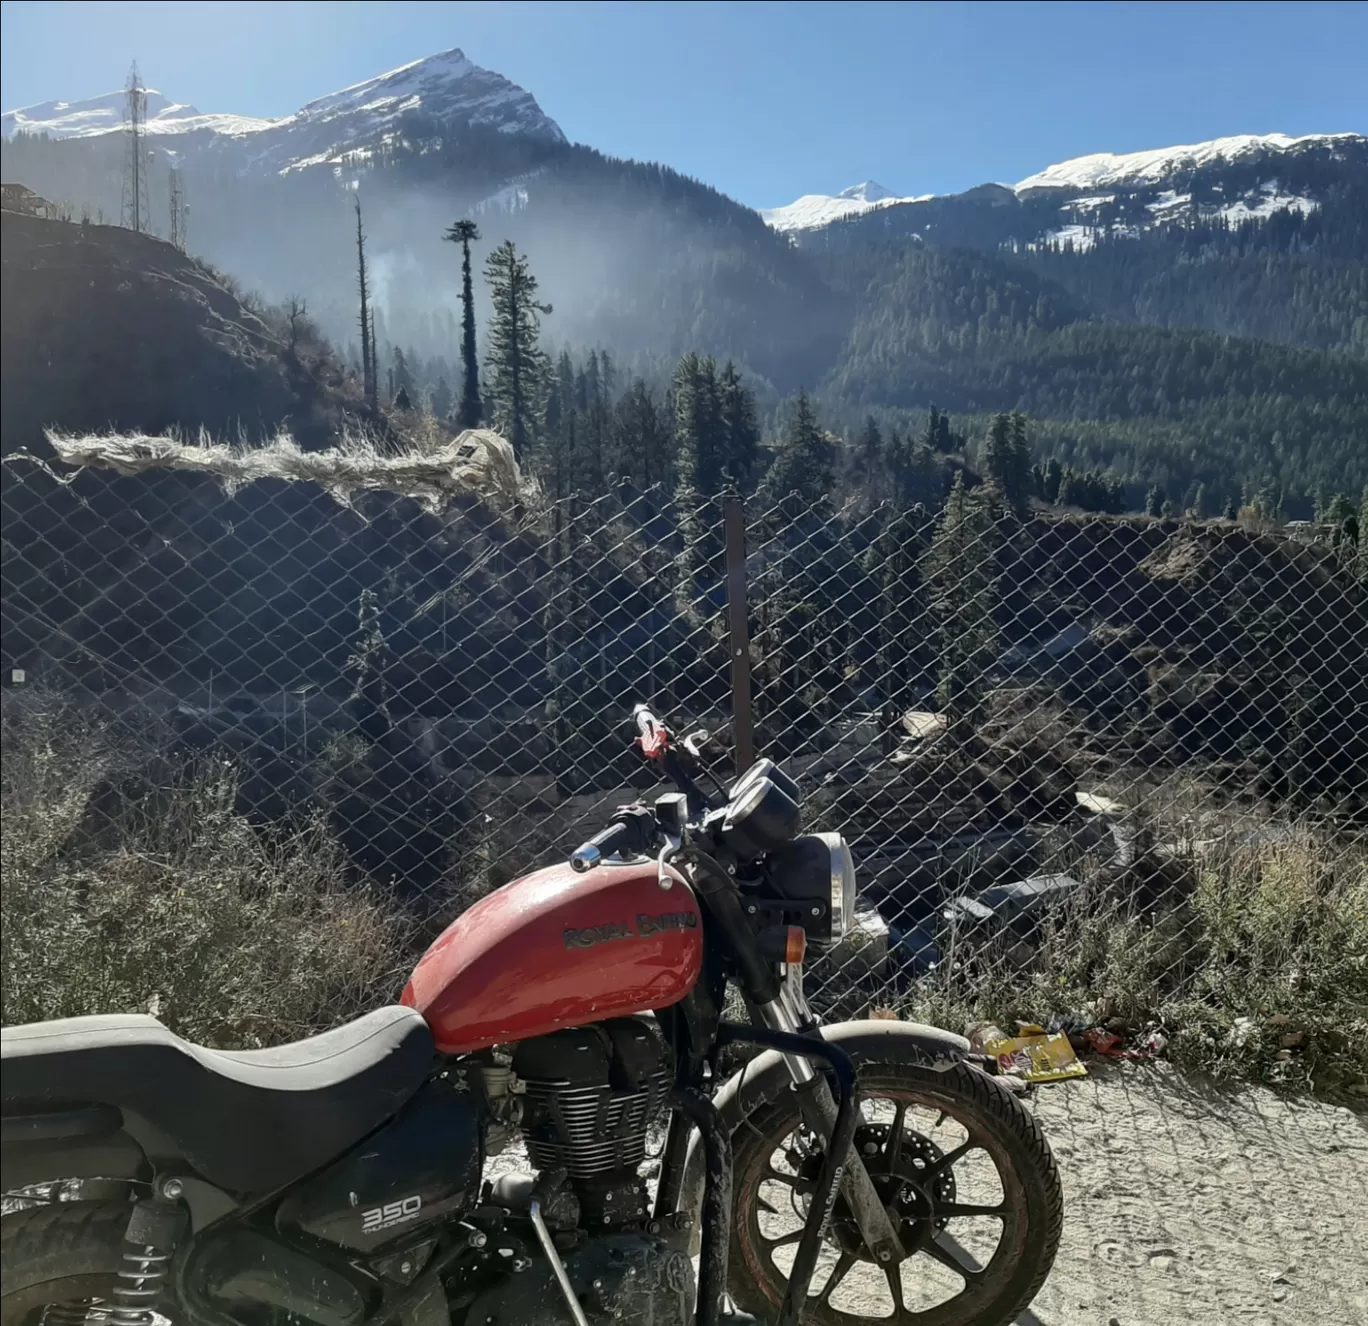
1 47 565 170
760 182 932 232
839 181 893 203
282 48 564 146
1014 132 1363 193
0 89 272 140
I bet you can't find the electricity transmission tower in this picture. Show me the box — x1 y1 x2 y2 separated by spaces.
121 61 150 234
168 169 187 250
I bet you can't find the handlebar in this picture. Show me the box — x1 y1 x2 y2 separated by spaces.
567 706 719 871
570 820 632 874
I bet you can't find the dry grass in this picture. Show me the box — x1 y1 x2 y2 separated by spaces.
1 695 413 1048
41 425 523 507
903 827 1368 1103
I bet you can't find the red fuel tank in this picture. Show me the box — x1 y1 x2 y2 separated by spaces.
401 859 703 1054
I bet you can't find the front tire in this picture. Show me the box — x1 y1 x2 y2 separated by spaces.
0 1202 156 1326
728 1061 1062 1325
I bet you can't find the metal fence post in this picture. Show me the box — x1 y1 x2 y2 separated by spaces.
724 496 754 775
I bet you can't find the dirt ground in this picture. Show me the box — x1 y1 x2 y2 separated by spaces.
1006 1061 1368 1326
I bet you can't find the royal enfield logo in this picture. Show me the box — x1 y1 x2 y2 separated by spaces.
564 911 698 949
563 921 634 949
637 911 699 935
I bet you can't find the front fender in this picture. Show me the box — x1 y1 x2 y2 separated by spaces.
677 1019 969 1236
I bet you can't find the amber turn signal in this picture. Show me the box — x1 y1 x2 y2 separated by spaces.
785 926 807 966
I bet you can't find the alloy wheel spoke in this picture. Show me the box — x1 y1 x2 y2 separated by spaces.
820 1249 860 1305
884 1260 908 1312
761 1226 806 1250
932 1201 1006 1219
923 1232 985 1283
921 1137 977 1181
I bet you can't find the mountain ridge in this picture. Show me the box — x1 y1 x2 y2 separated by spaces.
766 131 1366 237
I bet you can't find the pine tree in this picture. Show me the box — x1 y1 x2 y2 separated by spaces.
1146 485 1164 517
883 427 909 501
541 350 581 500
1043 457 1064 504
865 505 927 710
921 406 946 454
983 413 1032 518
484 240 551 458
1253 479 1285 526
391 345 415 402
581 350 608 490
443 219 483 429
672 354 724 496
430 376 453 423
766 390 835 512
924 472 999 741
1191 483 1208 518
1223 497 1239 521
612 379 671 490
859 415 883 467
718 360 760 493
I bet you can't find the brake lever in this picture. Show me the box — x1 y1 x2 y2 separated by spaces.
682 728 712 759
656 835 682 892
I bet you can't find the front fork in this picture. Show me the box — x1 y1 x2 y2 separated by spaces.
752 967 906 1267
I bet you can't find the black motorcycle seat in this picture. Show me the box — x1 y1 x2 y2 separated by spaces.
1 1005 434 1195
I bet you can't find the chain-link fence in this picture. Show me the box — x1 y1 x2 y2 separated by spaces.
2 443 1366 1096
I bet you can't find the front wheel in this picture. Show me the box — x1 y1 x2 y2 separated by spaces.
728 1061 1062 1325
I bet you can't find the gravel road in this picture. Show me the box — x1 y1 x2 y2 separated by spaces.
994 1061 1366 1326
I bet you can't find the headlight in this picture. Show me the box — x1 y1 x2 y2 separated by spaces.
763 831 857 948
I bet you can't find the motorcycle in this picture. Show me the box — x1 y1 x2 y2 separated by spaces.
1 704 1062 1326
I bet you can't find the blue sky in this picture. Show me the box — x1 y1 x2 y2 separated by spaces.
1 0 1363 208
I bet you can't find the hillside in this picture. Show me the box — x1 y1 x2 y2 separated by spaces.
820 243 1368 500
0 210 365 454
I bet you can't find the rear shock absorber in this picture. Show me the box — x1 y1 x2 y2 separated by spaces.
113 1184 187 1325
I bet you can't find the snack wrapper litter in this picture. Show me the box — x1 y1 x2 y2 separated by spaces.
984 1029 1089 1084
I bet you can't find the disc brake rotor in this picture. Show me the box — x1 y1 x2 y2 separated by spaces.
796 1120 957 1258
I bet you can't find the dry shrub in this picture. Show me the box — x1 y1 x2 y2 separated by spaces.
898 827 1368 1103
1 695 413 1048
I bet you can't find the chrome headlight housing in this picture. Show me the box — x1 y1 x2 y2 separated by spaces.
763 831 857 949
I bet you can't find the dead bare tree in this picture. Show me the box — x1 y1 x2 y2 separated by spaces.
354 197 378 413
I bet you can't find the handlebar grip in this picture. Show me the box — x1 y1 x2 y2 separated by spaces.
570 821 630 873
